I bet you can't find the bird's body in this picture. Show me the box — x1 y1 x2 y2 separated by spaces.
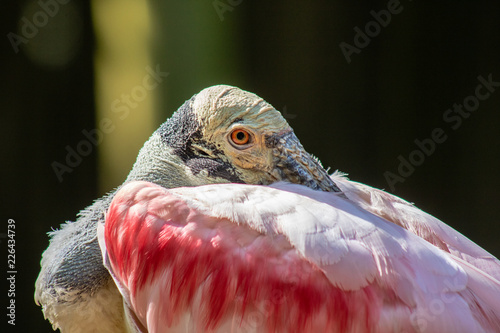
99 176 500 333
36 85 500 332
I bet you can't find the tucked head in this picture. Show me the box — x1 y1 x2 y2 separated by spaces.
127 85 340 192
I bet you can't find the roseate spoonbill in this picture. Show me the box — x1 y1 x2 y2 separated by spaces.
36 85 500 333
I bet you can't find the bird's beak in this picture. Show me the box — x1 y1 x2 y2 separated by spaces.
267 130 342 193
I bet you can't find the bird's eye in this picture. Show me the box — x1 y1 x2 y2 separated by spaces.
230 129 251 146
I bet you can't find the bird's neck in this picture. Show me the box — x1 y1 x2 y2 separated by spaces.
125 132 212 189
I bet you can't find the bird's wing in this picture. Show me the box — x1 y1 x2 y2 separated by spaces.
99 180 500 333
331 172 500 282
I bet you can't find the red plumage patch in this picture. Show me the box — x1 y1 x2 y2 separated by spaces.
104 182 379 332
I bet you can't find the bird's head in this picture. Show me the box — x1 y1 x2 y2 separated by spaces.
127 85 341 192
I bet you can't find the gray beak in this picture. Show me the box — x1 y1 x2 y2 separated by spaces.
266 130 342 193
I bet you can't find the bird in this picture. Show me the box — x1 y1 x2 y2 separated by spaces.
36 85 500 333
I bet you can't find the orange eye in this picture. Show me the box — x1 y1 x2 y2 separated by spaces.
230 129 251 145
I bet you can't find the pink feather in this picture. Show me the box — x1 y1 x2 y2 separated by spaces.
99 179 500 333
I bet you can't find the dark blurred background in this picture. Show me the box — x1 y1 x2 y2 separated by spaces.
1 0 499 331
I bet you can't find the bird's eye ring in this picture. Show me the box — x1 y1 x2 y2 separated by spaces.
230 129 251 146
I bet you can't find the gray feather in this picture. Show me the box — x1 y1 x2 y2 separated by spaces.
35 96 199 330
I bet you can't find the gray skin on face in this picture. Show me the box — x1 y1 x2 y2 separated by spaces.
135 94 244 185
35 85 341 332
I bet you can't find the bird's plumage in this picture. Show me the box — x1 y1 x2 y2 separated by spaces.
36 85 500 332
99 176 500 333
